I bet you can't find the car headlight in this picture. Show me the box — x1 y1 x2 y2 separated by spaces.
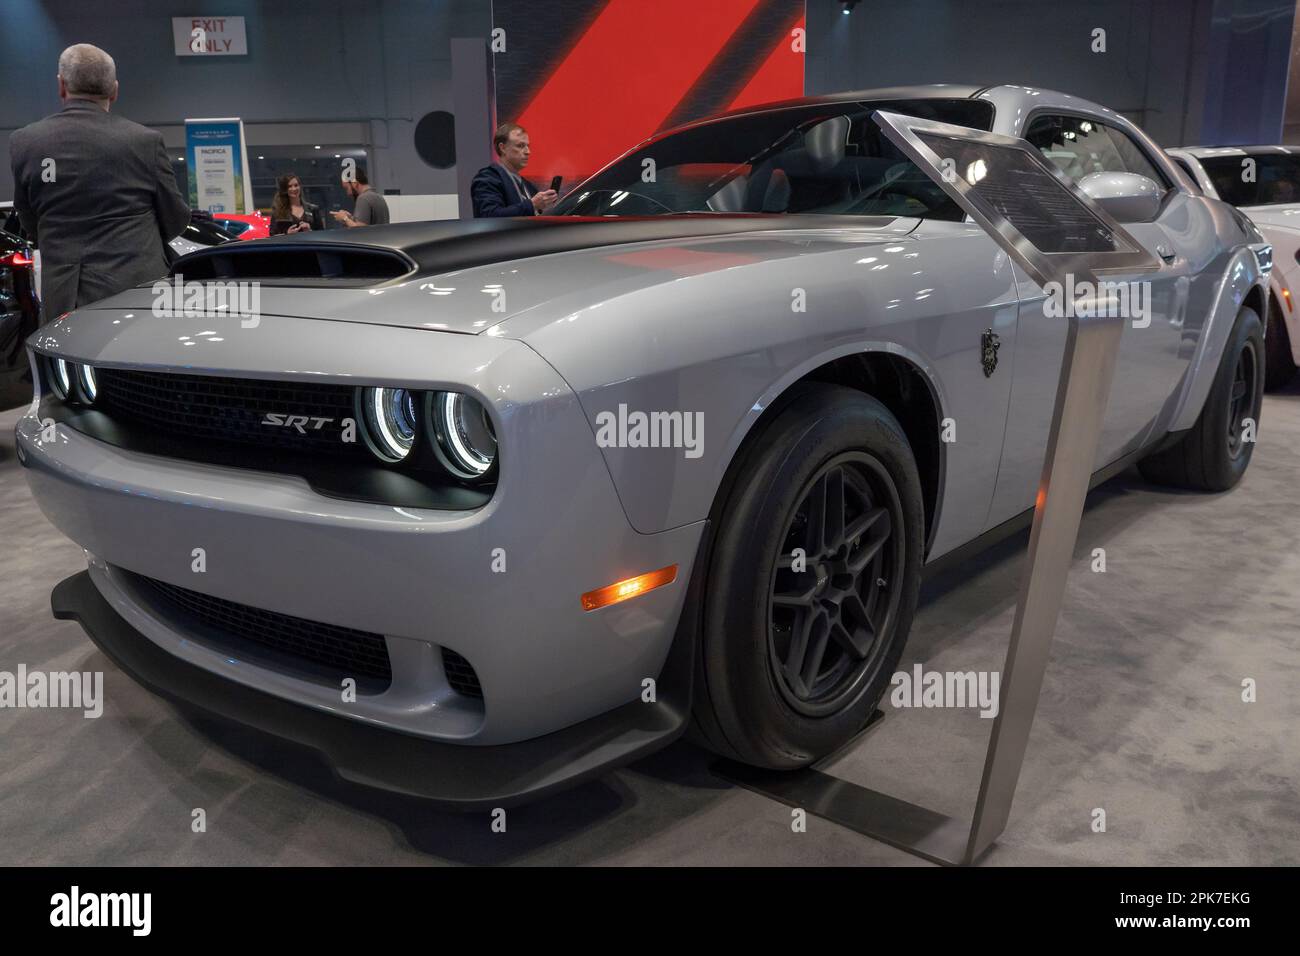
430 391 497 479
1249 243 1272 276
76 364 98 403
358 386 418 462
49 358 72 400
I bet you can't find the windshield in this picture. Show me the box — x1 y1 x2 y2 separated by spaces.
553 98 994 220
1200 154 1300 206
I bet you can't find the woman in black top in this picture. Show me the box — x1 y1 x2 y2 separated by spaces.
269 174 325 235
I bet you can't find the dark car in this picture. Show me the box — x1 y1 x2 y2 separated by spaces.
0 221 40 408
167 211 238 259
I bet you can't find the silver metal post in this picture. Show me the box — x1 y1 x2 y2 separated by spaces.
963 305 1124 863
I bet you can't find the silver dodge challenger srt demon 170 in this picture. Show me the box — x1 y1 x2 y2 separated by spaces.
16 85 1269 807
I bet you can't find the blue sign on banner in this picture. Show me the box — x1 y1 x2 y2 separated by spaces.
184 118 253 213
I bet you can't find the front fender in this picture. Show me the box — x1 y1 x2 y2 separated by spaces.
521 228 1017 538
1169 245 1268 431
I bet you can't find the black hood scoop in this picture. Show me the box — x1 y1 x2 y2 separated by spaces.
171 214 904 286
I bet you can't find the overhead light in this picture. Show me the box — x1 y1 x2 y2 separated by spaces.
314 145 321 149
841 0 861 12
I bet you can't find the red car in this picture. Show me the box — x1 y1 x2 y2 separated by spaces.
214 213 270 241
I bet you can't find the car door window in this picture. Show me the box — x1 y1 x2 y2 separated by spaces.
1170 155 1199 182
1024 114 1170 189
556 99 995 220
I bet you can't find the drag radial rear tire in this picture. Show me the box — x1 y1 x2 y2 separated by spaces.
692 384 923 769
1139 305 1264 492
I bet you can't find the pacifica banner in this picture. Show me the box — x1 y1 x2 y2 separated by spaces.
183 117 254 214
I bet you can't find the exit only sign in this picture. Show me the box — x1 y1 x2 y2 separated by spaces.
172 16 248 56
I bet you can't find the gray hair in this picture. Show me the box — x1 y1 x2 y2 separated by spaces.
58 43 117 98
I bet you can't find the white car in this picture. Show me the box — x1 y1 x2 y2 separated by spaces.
1168 146 1300 388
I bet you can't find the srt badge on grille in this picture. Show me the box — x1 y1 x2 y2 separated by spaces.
262 413 335 434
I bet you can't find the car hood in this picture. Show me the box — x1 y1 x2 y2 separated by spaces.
81 215 920 335
1240 203 1300 231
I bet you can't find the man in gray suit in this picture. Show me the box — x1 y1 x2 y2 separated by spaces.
9 44 190 323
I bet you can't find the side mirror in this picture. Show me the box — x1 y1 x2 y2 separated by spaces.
1078 171 1162 223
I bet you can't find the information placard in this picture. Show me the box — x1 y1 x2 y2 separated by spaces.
184 118 254 214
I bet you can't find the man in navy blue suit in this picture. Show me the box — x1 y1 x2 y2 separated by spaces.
471 122 558 217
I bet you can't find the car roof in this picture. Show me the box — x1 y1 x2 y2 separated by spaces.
705 83 1115 124
711 83 989 117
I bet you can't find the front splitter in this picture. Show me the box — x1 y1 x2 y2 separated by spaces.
51 571 688 810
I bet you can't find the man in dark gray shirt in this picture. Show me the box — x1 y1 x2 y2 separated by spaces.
9 43 190 321
332 167 390 228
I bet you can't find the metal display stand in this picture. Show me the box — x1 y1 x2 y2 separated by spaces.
716 111 1161 865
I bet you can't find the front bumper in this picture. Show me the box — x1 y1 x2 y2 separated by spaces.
52 570 689 809
18 309 705 749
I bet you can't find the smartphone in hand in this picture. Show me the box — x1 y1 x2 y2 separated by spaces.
550 176 563 193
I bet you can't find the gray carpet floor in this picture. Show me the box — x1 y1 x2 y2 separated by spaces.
1 382 1297 866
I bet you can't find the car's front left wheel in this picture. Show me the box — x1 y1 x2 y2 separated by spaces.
691 384 923 769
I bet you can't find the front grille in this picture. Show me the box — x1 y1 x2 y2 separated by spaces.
441 648 483 699
95 368 360 456
132 573 392 687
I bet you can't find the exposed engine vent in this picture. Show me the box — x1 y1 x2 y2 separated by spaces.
173 244 414 286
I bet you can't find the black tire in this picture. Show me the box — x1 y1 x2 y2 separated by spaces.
1139 305 1264 491
1263 298 1297 391
692 383 924 769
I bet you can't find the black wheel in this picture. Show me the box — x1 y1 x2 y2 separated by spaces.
1263 298 1297 391
692 384 923 769
1139 305 1264 491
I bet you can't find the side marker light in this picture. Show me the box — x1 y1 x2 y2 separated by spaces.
581 565 678 611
